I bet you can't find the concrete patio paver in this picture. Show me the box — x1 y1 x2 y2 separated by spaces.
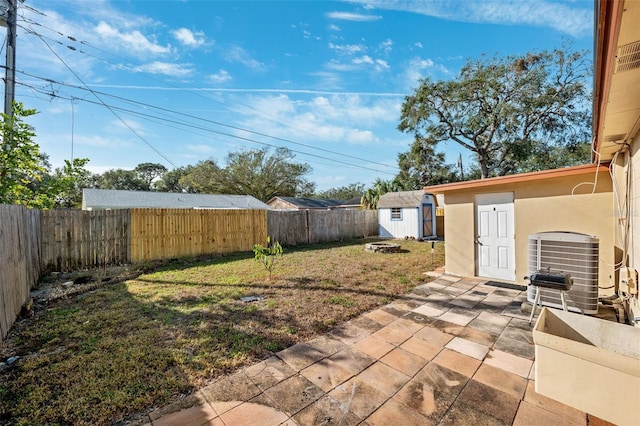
366 398 435 426
243 356 296 390
327 347 375 375
352 334 395 359
379 346 428 376
445 336 490 360
484 348 533 378
392 362 469 422
149 274 612 426
262 374 324 415
151 402 217 426
432 348 481 378
328 377 389 420
400 335 444 360
293 395 361 426
300 358 354 392
219 401 292 426
455 379 521 424
472 363 528 400
357 362 411 396
276 342 327 372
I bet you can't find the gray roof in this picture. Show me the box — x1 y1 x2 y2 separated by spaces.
342 196 363 206
377 190 430 208
82 189 270 210
268 196 345 209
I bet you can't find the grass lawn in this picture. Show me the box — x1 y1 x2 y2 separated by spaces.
0 238 444 425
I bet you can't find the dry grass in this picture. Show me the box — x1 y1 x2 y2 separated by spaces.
0 238 444 425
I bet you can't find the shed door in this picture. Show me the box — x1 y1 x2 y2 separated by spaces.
422 204 433 237
476 193 515 281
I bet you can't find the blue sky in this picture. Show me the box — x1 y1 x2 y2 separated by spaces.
13 0 594 191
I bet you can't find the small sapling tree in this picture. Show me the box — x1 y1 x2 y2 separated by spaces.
253 236 283 279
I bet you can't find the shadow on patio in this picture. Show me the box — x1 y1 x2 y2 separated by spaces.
149 270 618 426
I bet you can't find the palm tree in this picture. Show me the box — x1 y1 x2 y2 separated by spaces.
360 179 399 209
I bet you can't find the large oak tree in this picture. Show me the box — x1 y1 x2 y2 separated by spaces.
180 147 315 202
398 48 592 179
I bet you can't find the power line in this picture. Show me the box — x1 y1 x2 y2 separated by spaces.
32 32 178 168
18 71 394 175
16 68 398 171
16 5 401 170
15 78 396 175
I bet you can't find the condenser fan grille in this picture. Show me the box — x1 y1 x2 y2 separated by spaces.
527 232 599 314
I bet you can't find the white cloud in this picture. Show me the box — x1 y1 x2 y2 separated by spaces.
328 24 341 31
224 46 265 71
378 39 393 55
326 11 382 22
405 57 441 82
325 59 358 72
329 43 366 55
414 42 423 49
469 1 591 38
133 61 194 77
353 55 374 65
345 129 374 144
234 94 400 148
325 54 389 73
172 28 206 47
346 0 592 38
95 21 171 55
209 70 232 83
351 56 389 72
375 59 389 71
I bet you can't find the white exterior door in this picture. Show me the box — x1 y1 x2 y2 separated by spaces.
476 193 515 281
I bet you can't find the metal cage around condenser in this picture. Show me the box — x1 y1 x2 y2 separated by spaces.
527 232 599 314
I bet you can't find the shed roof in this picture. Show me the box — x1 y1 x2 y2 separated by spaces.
423 163 610 194
82 188 270 210
267 196 345 209
377 190 428 208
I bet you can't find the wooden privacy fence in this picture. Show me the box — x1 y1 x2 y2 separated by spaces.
130 209 267 262
1 205 378 342
40 209 130 272
0 205 41 341
267 209 378 246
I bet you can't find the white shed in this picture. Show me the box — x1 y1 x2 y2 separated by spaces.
377 190 437 239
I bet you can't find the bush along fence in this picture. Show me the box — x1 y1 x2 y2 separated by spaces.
0 205 378 341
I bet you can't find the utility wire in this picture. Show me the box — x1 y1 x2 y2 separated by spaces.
17 6 400 171
16 68 398 172
32 32 178 168
15 78 396 175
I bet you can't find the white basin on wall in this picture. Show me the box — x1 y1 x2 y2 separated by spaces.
533 307 640 426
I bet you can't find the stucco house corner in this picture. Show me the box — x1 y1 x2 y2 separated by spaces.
423 1 640 422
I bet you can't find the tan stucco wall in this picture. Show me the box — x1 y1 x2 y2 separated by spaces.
626 132 640 320
627 134 640 280
442 172 615 294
